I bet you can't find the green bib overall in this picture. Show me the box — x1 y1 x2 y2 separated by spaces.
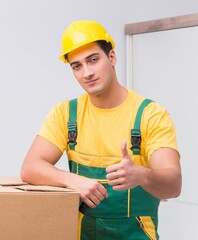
67 98 160 240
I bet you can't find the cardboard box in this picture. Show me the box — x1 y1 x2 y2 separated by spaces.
0 177 79 240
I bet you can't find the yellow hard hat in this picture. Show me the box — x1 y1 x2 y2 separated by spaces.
59 20 115 63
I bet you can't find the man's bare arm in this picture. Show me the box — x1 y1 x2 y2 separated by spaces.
21 135 108 207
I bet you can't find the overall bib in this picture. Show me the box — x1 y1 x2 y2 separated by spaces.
67 98 160 240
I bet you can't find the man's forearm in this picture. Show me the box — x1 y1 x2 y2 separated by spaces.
141 167 182 199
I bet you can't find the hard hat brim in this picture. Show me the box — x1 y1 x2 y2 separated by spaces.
59 38 115 64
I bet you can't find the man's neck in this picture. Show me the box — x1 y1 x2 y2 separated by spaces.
89 85 128 109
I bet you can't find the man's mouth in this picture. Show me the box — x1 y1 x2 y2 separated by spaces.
85 78 98 85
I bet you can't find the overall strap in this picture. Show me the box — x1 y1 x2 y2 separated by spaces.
67 98 77 150
131 99 153 155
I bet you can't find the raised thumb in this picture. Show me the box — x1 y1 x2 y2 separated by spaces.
121 140 129 158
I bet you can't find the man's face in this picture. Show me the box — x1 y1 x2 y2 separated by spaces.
67 42 116 96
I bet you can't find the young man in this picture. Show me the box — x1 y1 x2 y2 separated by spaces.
21 20 182 239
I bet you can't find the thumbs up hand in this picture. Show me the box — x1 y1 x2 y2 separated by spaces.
106 140 144 190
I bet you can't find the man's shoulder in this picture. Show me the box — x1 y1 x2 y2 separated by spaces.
127 89 149 107
67 93 88 103
54 93 88 109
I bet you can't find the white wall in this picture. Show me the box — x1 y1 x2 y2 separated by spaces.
1 0 198 239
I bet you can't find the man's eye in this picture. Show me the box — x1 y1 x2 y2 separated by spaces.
72 64 81 70
89 57 98 63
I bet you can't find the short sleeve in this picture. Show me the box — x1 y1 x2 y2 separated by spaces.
141 102 179 159
37 100 69 153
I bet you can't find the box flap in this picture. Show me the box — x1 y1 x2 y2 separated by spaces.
0 186 23 193
15 184 76 193
0 176 27 186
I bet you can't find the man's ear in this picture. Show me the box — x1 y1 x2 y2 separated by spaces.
108 50 116 65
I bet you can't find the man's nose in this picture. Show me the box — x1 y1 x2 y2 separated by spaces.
83 65 94 79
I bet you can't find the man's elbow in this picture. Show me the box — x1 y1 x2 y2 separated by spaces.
171 175 182 198
20 162 32 184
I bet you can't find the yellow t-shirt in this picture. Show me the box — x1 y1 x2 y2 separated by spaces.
38 89 179 167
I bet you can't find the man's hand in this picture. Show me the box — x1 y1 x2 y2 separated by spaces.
106 140 145 190
66 173 108 208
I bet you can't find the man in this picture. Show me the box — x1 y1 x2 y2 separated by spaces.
21 20 182 239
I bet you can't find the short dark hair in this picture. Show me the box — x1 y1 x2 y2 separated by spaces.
96 40 113 56
65 40 113 62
